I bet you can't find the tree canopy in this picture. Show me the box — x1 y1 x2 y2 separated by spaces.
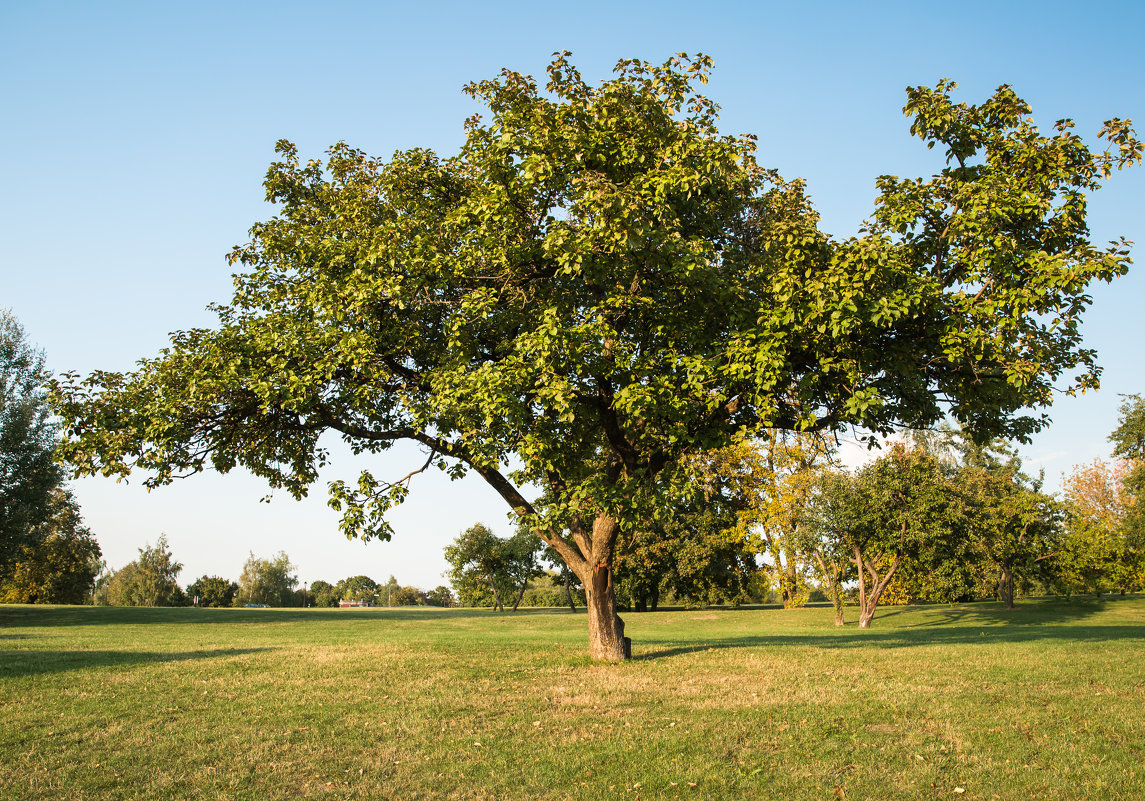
52 54 1140 659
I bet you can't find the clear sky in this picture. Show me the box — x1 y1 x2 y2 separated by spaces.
2 0 1143 590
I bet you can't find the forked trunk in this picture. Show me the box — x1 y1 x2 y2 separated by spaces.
854 545 900 629
586 563 630 662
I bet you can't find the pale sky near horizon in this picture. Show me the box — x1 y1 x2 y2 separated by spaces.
2 1 1143 589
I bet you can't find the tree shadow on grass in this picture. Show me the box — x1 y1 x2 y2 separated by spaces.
0 604 557 628
636 619 1145 660
0 646 274 678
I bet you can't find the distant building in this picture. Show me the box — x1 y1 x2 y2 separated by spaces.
338 599 374 608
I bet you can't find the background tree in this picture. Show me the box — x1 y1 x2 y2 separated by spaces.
797 471 858 625
1109 394 1145 589
956 462 1060 608
444 524 542 611
308 579 339 607
704 435 833 609
0 489 102 604
1 310 65 575
836 446 962 627
52 56 1140 660
102 535 185 607
186 575 238 608
1056 459 1132 596
335 574 379 605
389 585 425 606
425 585 456 607
235 551 298 606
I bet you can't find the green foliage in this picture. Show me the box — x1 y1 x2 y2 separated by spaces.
1 310 65 574
308 579 339 607
1109 394 1145 585
335 574 379 604
425 585 456 607
186 575 238 608
389 585 424 606
235 551 298 607
0 489 101 604
102 535 185 607
444 524 542 610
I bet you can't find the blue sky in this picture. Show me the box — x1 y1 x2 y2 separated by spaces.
2 0 1143 588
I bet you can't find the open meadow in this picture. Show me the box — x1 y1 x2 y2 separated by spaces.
2 597 1144 800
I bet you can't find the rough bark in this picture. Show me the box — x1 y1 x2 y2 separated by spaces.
586 562 630 661
580 512 631 661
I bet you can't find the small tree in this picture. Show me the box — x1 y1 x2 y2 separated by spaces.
1057 459 1132 596
0 489 102 604
444 524 542 611
235 551 298 606
425 585 456 607
309 579 339 607
335 574 379 605
186 575 238 608
1109 394 1145 589
104 535 185 607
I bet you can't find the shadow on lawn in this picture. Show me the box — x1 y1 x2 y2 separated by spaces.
0 646 274 678
0 604 540 628
637 599 1145 660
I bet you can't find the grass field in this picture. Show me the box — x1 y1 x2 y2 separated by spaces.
2 597 1144 800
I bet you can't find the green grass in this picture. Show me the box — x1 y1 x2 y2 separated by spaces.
2 598 1144 800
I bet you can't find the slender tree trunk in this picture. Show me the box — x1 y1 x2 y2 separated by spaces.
486 575 504 612
999 566 1015 609
511 582 527 612
650 588 659 612
563 570 576 612
812 550 845 626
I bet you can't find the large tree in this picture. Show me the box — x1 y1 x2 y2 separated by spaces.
1 310 64 574
52 55 1139 660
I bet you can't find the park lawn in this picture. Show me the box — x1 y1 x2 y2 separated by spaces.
1 598 1143 801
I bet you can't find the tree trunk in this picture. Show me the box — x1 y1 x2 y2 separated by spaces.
812 550 844 626
486 575 504 612
999 566 1015 609
511 582 527 612
586 562 630 662
855 547 900 629
563 571 576 612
